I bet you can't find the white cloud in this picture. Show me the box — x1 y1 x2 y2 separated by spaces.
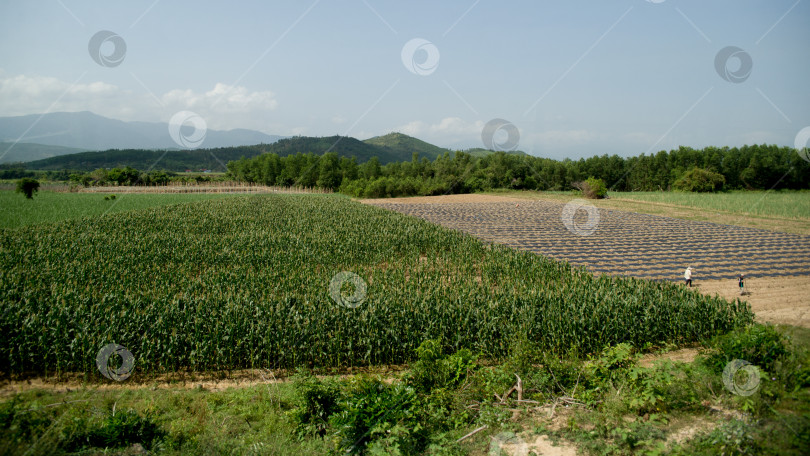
393 117 486 146
0 72 280 133
0 73 122 116
161 83 277 113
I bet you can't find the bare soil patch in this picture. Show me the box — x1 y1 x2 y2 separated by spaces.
698 275 810 328
639 348 699 368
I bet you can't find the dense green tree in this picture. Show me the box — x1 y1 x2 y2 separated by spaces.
226 143 809 196
16 178 40 199
316 152 342 190
673 168 726 192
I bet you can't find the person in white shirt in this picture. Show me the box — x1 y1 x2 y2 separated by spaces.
684 267 693 287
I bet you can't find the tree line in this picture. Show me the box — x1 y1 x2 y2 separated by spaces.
226 144 809 197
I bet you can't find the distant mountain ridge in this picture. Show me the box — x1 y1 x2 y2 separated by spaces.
6 112 530 172
21 146 272 173
20 133 454 172
0 111 283 156
0 142 85 164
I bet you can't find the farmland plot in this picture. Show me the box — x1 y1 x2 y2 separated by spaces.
366 198 810 281
0 194 752 376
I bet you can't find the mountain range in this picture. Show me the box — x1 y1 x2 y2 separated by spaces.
1 112 524 172
0 111 283 163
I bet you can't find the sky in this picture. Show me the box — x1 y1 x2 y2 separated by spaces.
0 0 808 160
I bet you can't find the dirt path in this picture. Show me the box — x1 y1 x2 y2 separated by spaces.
0 367 406 396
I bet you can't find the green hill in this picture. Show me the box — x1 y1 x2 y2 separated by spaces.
18 133 524 173
23 145 271 172
363 132 449 161
20 134 451 172
260 135 404 163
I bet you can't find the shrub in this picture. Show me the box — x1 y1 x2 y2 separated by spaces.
702 324 789 375
407 339 476 393
64 410 164 451
15 177 40 199
673 167 725 192
574 177 608 199
289 370 343 438
330 377 420 454
588 343 636 385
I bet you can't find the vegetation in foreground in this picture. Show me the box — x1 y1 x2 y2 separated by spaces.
1 194 752 376
1 324 807 455
0 190 237 229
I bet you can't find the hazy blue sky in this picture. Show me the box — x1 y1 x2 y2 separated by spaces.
1 0 808 159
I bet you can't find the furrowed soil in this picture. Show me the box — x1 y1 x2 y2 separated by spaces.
361 193 810 329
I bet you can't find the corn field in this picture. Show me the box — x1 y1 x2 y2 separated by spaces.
0 194 753 376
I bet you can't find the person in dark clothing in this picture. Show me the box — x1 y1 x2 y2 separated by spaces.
739 274 745 295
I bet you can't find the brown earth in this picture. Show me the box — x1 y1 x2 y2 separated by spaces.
639 348 699 368
0 366 406 397
697 275 810 328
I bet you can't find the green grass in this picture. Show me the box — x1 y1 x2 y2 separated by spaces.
0 383 332 456
611 190 810 220
0 190 237 229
